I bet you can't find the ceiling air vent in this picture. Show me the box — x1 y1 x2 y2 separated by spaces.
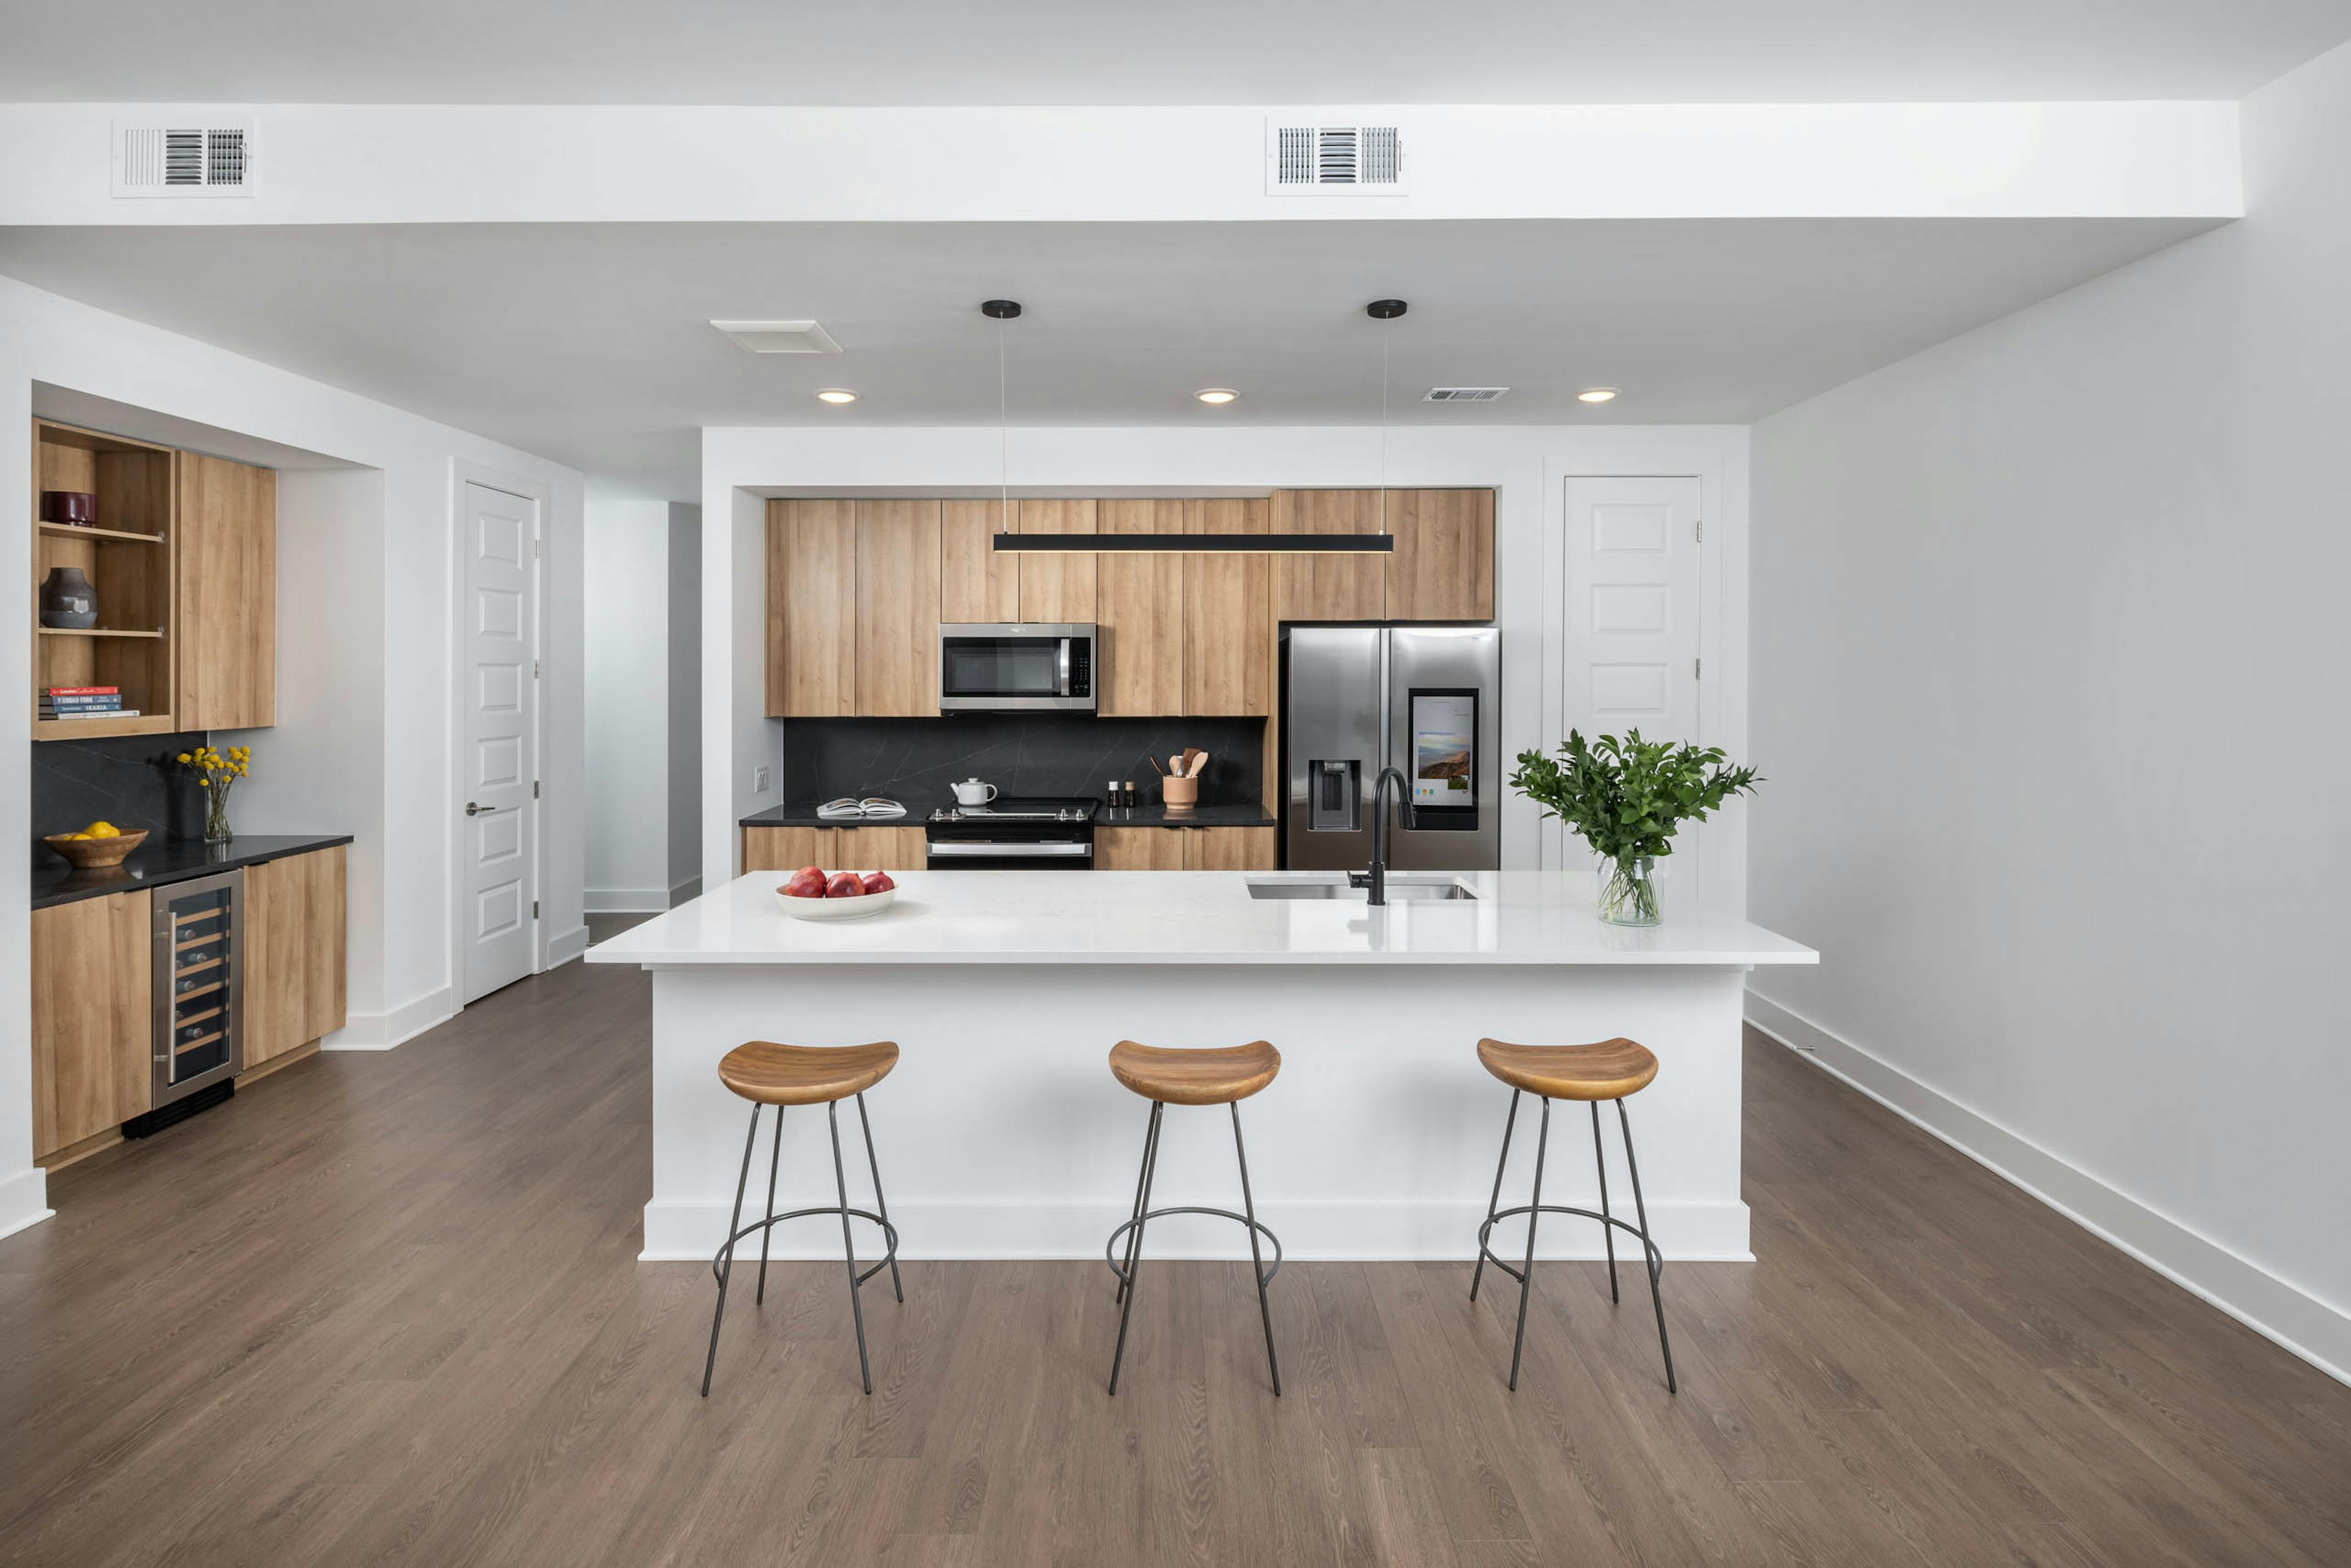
1424 387 1509 403
710 320 845 355
1265 118 1407 197
112 119 252 198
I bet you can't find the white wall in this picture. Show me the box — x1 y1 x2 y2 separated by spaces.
701 424 1751 904
0 274 585 1240
1748 39 2351 1381
666 501 702 903
583 490 672 910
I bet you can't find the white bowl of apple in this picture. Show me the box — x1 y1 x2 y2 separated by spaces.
777 866 898 919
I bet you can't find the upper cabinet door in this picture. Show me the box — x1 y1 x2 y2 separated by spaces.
771 499 857 716
940 499 1019 623
1273 490 1385 622
1385 489 1495 621
174 451 276 729
1016 498 1097 622
1097 498 1186 716
855 501 942 716
1183 498 1272 716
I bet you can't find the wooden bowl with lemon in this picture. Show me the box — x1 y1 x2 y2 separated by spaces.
42 821 148 869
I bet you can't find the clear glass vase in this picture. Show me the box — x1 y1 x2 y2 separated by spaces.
203 785 233 845
1599 856 1660 926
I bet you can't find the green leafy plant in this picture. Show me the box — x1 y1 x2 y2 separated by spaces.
1509 730 1760 923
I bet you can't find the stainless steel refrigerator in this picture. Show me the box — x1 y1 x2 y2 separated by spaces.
1281 626 1501 872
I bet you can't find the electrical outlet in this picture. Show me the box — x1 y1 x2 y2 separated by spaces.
752 765 771 793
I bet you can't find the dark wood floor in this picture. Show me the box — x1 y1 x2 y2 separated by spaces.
4 950 2347 1568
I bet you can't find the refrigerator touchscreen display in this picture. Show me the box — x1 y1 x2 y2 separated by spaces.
1409 689 1478 810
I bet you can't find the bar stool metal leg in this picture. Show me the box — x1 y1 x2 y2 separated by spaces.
855 1092 904 1304
825 1101 877 1395
701 1102 763 1397
1231 1103 1281 1397
1108 1101 1166 1395
1508 1096 1553 1392
1616 1097 1678 1394
1114 1099 1163 1307
756 1106 786 1305
1591 1100 1619 1304
1469 1089 1521 1304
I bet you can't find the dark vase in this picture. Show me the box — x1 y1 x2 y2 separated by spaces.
39 566 98 629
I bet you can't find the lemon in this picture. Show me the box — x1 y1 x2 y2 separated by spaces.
84 821 121 839
62 831 90 841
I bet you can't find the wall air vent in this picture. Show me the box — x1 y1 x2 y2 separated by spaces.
112 119 252 198
1423 387 1509 402
1265 118 1407 197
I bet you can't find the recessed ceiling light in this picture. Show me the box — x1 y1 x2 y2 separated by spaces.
1195 388 1240 405
1577 387 1620 403
814 388 858 404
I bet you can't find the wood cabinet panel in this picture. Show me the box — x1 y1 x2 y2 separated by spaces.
31 890 152 1160
940 500 1020 623
174 451 277 729
771 500 857 716
1016 499 1097 622
855 501 941 716
1385 489 1494 621
1273 490 1385 621
244 847 347 1070
1097 499 1186 716
1097 826 1187 871
831 825 927 871
1183 827 1278 871
743 825 834 872
1183 498 1272 716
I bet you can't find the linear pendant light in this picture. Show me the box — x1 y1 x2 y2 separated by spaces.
989 297 1398 557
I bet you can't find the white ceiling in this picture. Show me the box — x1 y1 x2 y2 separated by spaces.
4 1 2346 104
0 217 2219 498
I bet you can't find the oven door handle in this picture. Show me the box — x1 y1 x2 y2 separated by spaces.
926 840 1093 858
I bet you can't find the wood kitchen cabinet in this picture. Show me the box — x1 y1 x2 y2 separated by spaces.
855 501 941 716
1016 498 1097 622
744 825 834 872
1183 827 1278 870
940 499 1020 622
175 451 277 730
1273 490 1386 621
31 889 153 1165
1096 825 1187 870
768 500 858 716
833 825 926 870
243 846 347 1072
1385 488 1494 621
1183 498 1272 716
1097 499 1186 716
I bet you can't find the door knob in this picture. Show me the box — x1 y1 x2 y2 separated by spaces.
466 801 484 817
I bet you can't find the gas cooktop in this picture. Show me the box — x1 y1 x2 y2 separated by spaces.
927 797 1097 825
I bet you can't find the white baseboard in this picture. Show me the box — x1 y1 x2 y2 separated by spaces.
585 888 669 913
640 1197 1752 1265
0 1166 54 1243
546 923 590 967
324 985 454 1052
669 875 702 906
1745 989 2351 1388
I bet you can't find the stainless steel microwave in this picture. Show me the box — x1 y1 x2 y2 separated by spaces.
939 623 1098 712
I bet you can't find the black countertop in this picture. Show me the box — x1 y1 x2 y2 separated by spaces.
32 833 353 911
741 803 1277 830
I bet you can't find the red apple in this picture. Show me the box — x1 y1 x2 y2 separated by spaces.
825 871 864 898
860 871 895 895
782 867 828 898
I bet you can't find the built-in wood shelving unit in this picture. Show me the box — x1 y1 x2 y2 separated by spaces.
31 419 178 739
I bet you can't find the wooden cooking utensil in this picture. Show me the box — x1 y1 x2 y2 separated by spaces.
1147 754 1168 776
1188 751 1210 777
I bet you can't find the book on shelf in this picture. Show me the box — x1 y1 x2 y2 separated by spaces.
39 709 141 721
43 686 119 697
40 698 126 713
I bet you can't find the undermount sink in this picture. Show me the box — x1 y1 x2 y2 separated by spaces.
1247 876 1478 902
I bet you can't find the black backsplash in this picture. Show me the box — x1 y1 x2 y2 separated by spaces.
31 732 211 844
781 716 1265 812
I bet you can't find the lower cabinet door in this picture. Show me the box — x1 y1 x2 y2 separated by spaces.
244 847 349 1070
1183 827 1278 871
833 825 928 871
1097 826 1186 870
31 890 154 1161
743 825 836 872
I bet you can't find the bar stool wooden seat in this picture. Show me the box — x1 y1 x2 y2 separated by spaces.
700 1040 904 1398
1103 1039 1284 1397
1470 1035 1678 1394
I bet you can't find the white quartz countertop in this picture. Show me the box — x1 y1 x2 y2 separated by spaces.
587 871 1820 969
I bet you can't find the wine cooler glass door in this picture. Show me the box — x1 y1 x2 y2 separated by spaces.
155 869 243 1104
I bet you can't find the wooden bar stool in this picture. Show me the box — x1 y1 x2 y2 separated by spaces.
1104 1040 1284 1397
1469 1035 1678 1394
700 1040 904 1398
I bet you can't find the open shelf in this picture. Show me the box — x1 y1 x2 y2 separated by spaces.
39 626 166 639
34 713 173 739
32 419 177 740
38 522 165 545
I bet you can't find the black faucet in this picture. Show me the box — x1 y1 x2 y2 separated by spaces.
1352 765 1415 906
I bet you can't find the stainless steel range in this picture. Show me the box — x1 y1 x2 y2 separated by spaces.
924 796 1097 869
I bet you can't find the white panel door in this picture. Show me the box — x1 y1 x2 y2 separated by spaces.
462 481 537 1004
1559 477 1703 888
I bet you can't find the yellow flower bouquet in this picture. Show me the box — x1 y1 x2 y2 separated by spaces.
176 743 252 844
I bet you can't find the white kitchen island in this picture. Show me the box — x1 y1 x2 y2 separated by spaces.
588 870 1816 1264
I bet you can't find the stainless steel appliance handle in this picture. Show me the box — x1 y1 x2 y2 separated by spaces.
926 841 1092 858
1057 638 1072 696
